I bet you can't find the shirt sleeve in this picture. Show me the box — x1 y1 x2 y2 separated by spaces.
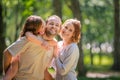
55 44 79 76
7 37 29 56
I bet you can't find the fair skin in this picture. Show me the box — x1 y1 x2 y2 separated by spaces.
43 16 61 40
26 16 61 49
60 22 75 44
54 21 75 58
3 56 19 80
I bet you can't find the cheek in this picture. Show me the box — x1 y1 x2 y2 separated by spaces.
69 32 74 37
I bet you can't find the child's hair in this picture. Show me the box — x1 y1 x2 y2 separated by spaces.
20 15 45 37
63 19 81 43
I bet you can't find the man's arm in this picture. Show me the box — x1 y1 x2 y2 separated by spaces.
3 49 12 74
44 68 53 80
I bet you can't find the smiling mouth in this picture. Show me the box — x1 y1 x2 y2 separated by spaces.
51 29 57 34
62 32 68 36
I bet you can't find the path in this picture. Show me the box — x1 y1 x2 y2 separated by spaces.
86 71 120 78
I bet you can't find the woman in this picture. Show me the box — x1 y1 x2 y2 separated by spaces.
54 19 81 80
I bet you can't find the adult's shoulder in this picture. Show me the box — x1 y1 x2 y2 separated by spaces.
67 43 79 53
7 36 29 56
69 42 78 48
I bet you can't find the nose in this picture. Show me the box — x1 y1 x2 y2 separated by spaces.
52 25 56 29
65 29 69 32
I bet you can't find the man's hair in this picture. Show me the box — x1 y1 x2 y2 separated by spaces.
46 15 62 24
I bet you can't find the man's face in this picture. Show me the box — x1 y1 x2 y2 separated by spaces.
45 17 61 37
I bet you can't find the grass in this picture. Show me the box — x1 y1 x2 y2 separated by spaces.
81 53 120 80
84 54 113 66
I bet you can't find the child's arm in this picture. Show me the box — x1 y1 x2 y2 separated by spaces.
44 68 53 80
53 45 59 58
25 32 49 50
3 56 19 80
47 40 57 47
26 32 43 45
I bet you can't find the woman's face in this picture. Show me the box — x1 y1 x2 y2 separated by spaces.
60 22 75 41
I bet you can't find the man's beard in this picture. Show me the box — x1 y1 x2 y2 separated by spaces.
45 28 57 37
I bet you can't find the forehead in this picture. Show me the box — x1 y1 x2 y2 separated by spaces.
63 22 74 29
48 17 61 24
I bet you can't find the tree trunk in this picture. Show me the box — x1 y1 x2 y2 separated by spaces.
112 0 120 71
52 0 62 41
52 0 62 19
0 1 7 73
65 0 86 76
90 46 93 65
14 0 19 41
98 44 102 65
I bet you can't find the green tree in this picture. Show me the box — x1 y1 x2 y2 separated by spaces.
112 0 120 70
65 0 86 76
52 0 62 40
0 0 7 73
82 0 114 66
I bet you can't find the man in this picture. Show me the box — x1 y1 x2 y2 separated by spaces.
3 15 61 80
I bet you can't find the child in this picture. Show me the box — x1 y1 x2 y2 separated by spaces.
3 15 46 80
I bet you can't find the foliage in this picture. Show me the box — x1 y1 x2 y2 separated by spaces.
2 0 114 47
81 0 114 44
1 0 118 76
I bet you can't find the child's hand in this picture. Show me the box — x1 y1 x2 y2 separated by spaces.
41 41 50 50
53 45 59 58
48 40 57 47
3 55 19 80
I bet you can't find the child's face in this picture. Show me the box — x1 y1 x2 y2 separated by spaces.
38 22 45 35
45 17 61 36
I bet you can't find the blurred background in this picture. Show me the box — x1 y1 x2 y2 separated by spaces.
0 0 120 80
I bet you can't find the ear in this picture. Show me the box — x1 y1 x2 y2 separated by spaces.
58 25 62 33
